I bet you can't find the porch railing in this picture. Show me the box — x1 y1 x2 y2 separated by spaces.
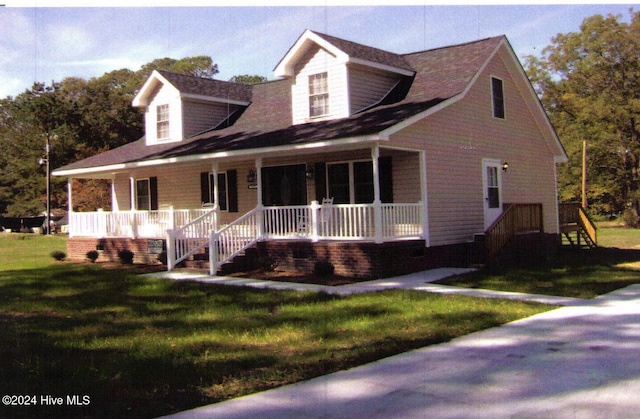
166 209 218 271
209 207 262 275
484 203 543 263
69 208 211 238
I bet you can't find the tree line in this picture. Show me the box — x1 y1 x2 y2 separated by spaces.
1 12 638 225
0 56 266 217
525 10 640 223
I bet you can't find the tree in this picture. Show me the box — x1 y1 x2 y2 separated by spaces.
229 74 268 85
526 10 640 217
0 55 220 216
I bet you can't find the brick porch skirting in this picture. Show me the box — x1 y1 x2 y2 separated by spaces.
67 237 165 265
256 240 471 279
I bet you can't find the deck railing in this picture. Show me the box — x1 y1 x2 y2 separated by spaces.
166 209 218 271
69 208 212 238
484 203 543 263
559 202 597 246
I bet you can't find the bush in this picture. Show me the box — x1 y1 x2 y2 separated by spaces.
86 250 99 263
313 259 335 277
117 249 134 265
622 209 640 228
259 256 278 272
50 250 67 261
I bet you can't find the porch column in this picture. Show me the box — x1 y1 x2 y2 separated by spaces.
419 150 430 247
372 145 383 244
110 176 118 211
67 178 74 237
129 175 137 238
255 157 264 240
211 161 220 231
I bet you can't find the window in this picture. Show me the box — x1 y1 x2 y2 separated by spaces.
203 172 228 211
309 72 329 117
491 77 505 119
136 179 151 210
327 161 374 204
486 166 500 208
156 104 170 139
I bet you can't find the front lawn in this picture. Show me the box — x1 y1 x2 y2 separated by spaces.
0 261 549 418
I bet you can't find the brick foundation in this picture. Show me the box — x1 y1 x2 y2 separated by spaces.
256 240 470 279
67 237 166 265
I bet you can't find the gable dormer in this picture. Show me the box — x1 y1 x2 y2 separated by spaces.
274 30 415 125
132 70 252 146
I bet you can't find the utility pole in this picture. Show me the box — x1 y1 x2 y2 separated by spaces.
582 140 588 209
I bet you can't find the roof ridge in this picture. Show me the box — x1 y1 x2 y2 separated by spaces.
401 35 504 57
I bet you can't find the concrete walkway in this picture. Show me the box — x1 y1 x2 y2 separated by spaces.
154 270 640 418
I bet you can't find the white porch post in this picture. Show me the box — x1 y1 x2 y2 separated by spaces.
255 157 264 240
211 161 220 231
419 150 430 247
67 178 74 237
129 175 137 238
110 177 118 211
372 145 383 244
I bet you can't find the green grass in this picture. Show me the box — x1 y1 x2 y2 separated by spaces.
437 222 640 299
0 252 550 418
0 233 68 270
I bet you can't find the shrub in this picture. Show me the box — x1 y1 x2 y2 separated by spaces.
117 249 134 265
259 256 278 272
622 209 640 228
157 251 167 265
50 250 67 261
313 259 335 277
86 250 99 263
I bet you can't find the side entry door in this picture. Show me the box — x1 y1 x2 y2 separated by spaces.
482 159 503 229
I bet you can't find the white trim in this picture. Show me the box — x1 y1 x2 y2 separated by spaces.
347 57 415 77
181 93 250 106
53 134 382 177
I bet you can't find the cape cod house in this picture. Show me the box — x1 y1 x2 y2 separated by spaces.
53 30 569 277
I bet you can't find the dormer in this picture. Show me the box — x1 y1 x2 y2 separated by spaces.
132 70 252 146
274 30 415 125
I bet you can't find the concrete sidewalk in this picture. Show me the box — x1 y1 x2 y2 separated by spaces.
155 270 640 418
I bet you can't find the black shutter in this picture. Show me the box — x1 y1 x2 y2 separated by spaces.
149 177 158 210
380 156 393 203
200 172 210 204
227 169 238 212
314 162 326 202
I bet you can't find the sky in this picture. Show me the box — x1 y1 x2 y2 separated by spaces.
0 2 637 99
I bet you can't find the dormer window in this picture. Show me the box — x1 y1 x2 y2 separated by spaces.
156 104 170 140
309 72 329 117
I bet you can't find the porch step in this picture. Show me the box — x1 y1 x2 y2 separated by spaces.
184 246 260 275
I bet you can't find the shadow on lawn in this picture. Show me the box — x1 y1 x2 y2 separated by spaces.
0 264 526 418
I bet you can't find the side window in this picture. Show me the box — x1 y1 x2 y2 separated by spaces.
491 77 505 119
156 104 170 140
309 72 329 117
136 179 150 210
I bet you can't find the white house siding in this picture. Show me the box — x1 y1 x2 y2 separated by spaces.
145 83 182 145
390 45 561 247
182 100 242 138
292 45 349 124
348 64 401 113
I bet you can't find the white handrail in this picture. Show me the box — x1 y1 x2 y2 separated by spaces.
209 207 261 275
166 209 218 271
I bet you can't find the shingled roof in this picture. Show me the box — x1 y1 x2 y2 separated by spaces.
55 35 504 174
157 70 253 102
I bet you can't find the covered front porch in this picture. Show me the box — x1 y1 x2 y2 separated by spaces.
63 143 429 274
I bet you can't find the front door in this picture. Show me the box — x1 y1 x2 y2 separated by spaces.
482 159 503 229
261 164 307 206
